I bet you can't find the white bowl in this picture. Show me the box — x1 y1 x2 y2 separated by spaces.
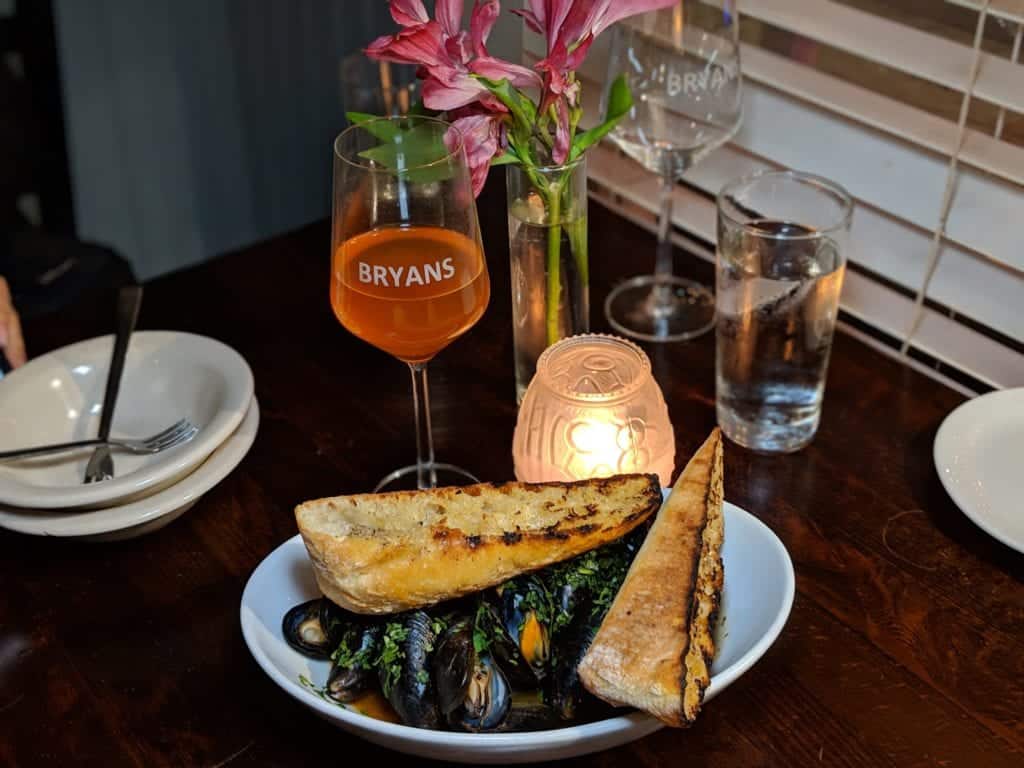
240 498 795 764
0 397 259 540
0 331 253 509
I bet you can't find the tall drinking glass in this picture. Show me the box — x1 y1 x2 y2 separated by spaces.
603 0 742 342
715 170 853 453
331 116 490 490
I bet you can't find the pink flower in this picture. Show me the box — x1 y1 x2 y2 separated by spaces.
516 0 677 62
446 109 507 196
367 0 541 112
516 0 676 163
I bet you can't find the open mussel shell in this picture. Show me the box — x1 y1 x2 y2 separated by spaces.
497 576 552 678
282 598 348 659
325 623 383 704
458 653 511 731
433 619 512 732
433 619 474 716
382 611 442 729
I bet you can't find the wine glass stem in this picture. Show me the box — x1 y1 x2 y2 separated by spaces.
653 171 676 308
408 362 437 490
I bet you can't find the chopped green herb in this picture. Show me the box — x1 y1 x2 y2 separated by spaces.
331 626 377 671
375 620 410 698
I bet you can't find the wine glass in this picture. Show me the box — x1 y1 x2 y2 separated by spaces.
602 0 743 342
331 116 490 491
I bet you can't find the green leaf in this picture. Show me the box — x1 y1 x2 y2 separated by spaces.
357 123 455 184
346 111 399 140
490 151 521 167
569 73 633 161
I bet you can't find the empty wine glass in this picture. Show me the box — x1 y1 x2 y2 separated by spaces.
602 0 742 342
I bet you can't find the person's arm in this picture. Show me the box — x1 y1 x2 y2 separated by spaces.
0 276 26 368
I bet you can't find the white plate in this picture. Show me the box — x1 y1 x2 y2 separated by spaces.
934 387 1024 554
0 397 259 539
240 498 795 764
0 331 253 509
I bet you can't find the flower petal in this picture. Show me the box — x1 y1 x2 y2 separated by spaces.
436 0 466 37
470 0 501 57
545 0 576 52
365 22 447 68
448 114 503 196
510 7 544 35
591 0 678 38
470 56 543 89
445 30 472 64
422 69 489 110
389 0 430 26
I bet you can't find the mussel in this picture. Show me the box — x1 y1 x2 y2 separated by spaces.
379 611 441 729
496 575 553 679
495 693 561 732
325 623 383 704
282 598 348 659
547 599 601 721
543 536 644 721
433 618 511 731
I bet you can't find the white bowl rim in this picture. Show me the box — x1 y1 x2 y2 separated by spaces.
0 331 254 509
239 498 796 749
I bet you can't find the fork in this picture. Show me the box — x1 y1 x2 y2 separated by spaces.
0 419 199 462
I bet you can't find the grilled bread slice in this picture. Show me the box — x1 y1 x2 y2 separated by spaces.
295 474 662 614
577 428 724 727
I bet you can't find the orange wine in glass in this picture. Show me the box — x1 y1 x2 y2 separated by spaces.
331 116 490 490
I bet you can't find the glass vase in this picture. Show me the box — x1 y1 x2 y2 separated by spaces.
506 155 589 403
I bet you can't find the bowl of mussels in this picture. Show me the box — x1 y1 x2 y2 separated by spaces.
281 525 645 732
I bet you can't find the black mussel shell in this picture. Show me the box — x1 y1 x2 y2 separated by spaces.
456 653 511 732
282 599 346 659
325 623 383 704
497 577 552 677
433 618 474 717
432 617 512 732
493 699 560 732
382 611 441 729
473 602 536 690
548 615 600 721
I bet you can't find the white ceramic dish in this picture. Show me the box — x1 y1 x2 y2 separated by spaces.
0 331 253 509
934 387 1024 554
0 397 259 540
240 497 795 764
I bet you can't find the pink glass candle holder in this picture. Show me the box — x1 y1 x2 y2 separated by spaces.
513 334 675 486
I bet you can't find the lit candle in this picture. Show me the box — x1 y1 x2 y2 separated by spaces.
513 335 675 486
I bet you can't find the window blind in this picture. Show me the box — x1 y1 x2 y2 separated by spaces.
523 0 1024 392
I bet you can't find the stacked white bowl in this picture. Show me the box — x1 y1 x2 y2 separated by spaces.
0 332 258 540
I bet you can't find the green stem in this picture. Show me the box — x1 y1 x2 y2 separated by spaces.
566 213 588 287
545 183 562 346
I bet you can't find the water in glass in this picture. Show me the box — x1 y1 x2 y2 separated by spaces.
716 221 845 452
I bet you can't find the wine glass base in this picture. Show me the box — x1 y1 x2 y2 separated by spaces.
373 462 480 492
604 275 716 343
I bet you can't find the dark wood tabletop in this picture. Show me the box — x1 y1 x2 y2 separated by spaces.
2 180 1022 768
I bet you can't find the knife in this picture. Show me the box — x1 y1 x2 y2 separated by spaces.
84 285 144 483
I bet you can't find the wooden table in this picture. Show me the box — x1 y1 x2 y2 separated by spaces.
2 182 1022 767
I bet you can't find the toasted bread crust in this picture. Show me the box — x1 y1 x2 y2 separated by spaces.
295 475 661 614
577 429 724 727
